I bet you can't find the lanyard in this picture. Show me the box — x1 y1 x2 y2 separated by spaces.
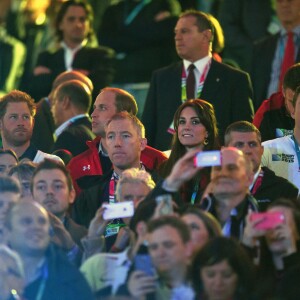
109 171 119 204
168 59 211 135
291 135 300 171
35 262 48 300
181 59 211 103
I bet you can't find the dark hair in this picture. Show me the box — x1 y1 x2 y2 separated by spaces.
129 198 157 235
101 87 138 116
31 159 73 193
224 121 261 146
0 149 18 163
52 70 94 93
283 63 300 91
54 79 92 113
0 175 21 194
191 237 255 299
55 0 95 42
292 85 300 107
180 10 214 42
8 160 37 181
181 205 222 238
159 99 219 177
0 90 36 118
147 215 191 244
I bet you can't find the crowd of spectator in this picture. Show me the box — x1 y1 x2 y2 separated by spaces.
0 1 300 300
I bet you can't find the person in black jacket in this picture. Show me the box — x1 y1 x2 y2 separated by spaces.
224 121 298 211
30 0 115 101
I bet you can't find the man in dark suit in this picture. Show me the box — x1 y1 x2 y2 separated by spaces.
32 70 94 153
29 0 115 101
218 0 275 72
251 0 300 109
51 79 95 156
142 10 254 151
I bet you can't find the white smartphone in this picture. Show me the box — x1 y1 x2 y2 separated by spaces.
155 194 173 215
103 201 134 220
194 150 221 167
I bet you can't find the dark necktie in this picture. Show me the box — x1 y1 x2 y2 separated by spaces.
186 64 196 99
279 31 295 90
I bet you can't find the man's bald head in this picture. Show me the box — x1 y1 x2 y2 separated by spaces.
52 71 94 94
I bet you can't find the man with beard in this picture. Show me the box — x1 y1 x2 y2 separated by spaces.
0 90 62 163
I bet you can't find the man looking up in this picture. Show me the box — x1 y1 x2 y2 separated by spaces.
225 121 298 211
68 87 167 194
0 90 62 163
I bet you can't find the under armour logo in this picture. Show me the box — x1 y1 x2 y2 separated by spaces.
82 165 91 171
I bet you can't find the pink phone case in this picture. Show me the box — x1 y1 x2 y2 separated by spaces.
250 212 285 230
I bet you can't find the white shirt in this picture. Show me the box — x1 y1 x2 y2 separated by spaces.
54 114 89 138
61 39 88 70
262 135 300 190
183 54 212 96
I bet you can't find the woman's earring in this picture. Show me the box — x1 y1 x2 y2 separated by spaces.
203 138 209 145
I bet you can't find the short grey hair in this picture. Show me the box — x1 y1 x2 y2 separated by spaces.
115 168 155 201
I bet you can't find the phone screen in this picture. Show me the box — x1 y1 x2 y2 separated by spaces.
134 254 156 276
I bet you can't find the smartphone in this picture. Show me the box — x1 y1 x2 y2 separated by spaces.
250 212 285 230
134 254 156 276
155 194 173 215
103 201 134 220
194 151 221 167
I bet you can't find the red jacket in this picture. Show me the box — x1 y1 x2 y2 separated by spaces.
68 137 167 195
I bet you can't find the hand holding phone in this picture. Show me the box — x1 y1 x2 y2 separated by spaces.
134 254 156 276
103 201 134 220
155 195 173 216
250 212 285 230
194 151 221 167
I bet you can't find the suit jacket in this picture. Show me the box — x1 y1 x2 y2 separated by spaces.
29 45 115 101
218 0 274 71
32 97 55 153
52 116 95 157
142 59 254 150
251 33 300 109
